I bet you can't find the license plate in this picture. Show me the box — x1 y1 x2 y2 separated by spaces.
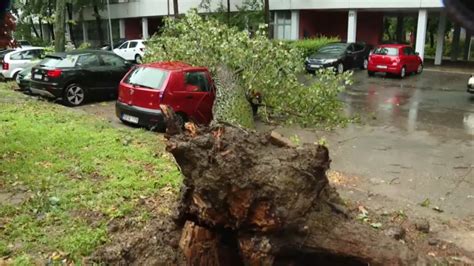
310 64 322 68
376 65 388 69
122 114 139 124
33 74 43 80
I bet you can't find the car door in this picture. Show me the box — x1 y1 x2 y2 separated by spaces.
181 71 215 124
99 53 132 91
114 41 129 59
126 41 139 61
9 50 34 73
344 44 356 69
77 53 109 90
401 47 414 72
353 43 365 68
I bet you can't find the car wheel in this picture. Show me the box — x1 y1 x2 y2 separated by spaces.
13 72 21 84
63 83 86 106
135 54 143 64
416 64 423 74
337 63 344 74
362 59 369 70
400 67 406 79
368 71 375 77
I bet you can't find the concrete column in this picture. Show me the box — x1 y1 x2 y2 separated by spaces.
119 19 126 39
451 24 461 61
415 9 428 60
434 12 446 65
273 12 278 39
141 17 149 39
82 22 88 42
290 10 300 40
347 10 357 43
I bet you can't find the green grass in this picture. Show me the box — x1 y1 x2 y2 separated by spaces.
0 83 182 263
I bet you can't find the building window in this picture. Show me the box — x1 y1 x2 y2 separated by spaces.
275 11 292 40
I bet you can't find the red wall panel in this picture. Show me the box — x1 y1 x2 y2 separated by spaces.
299 10 384 46
125 18 141 39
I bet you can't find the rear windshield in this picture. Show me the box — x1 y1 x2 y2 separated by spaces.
373 47 399 56
125 67 168 90
39 55 78 68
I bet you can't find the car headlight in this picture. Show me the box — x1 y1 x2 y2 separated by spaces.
322 59 338 64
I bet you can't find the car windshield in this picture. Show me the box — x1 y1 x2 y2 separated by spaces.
125 67 168 90
373 47 399 56
318 44 347 54
39 55 79 68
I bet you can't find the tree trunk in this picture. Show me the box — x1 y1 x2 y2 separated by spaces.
93 5 104 46
451 24 461 61
39 17 44 40
227 0 231 25
264 0 270 38
54 0 66 52
173 0 179 17
162 112 429 265
463 32 472 61
48 0 55 41
29 17 40 38
66 3 76 48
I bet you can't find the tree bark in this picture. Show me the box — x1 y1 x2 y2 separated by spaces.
264 0 270 38
66 3 76 48
162 113 428 266
93 5 104 46
29 17 40 38
54 0 66 52
47 0 55 41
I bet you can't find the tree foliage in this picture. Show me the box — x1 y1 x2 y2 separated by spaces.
145 11 351 127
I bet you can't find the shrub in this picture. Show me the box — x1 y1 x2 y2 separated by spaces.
145 11 350 128
78 42 92 50
287 37 340 58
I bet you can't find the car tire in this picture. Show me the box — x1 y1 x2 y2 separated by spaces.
416 64 423 74
337 63 344 74
135 54 143 64
400 66 406 79
368 71 375 77
13 71 21 84
63 83 86 107
361 59 369 70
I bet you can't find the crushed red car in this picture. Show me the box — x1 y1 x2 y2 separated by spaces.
367 44 423 78
116 62 215 130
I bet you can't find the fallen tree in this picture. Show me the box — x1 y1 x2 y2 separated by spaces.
161 106 427 266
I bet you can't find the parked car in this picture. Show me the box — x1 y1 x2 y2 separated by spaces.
305 42 372 74
113 39 147 63
16 65 34 92
30 50 133 106
116 62 215 129
468 75 474 94
101 38 128 51
367 44 423 78
0 47 45 80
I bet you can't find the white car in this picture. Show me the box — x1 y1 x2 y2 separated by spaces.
113 40 147 63
468 75 474 94
1 47 45 81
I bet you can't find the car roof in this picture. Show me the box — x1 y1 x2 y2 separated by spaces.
140 61 207 72
127 39 145 42
47 49 118 58
11 47 44 52
377 44 409 48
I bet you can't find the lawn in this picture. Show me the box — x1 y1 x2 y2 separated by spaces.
0 83 182 264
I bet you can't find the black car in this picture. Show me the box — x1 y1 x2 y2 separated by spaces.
305 42 372 74
30 50 133 106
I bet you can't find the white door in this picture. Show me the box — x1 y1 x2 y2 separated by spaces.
114 42 129 59
125 41 139 61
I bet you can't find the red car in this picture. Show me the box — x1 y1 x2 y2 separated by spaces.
116 62 215 129
367 44 423 78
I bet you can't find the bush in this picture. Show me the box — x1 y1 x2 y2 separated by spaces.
287 37 340 58
145 11 350 128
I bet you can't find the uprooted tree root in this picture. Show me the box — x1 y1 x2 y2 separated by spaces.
90 107 472 265
165 121 426 265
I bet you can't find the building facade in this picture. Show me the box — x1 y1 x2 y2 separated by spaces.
270 0 473 64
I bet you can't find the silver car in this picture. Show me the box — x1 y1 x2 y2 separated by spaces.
0 47 45 81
